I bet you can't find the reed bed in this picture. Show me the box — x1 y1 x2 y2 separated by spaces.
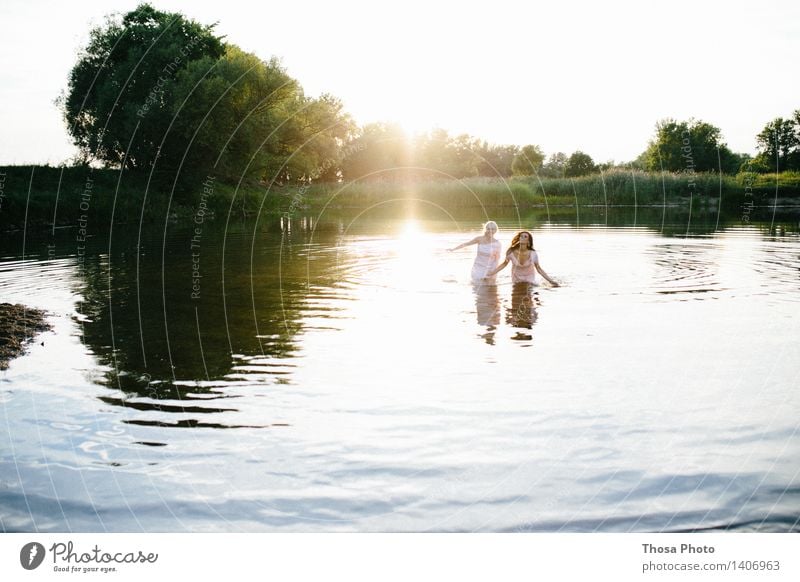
3 165 797 232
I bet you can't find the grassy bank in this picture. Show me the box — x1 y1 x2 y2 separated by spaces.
0 165 166 232
2 166 798 232
736 171 800 192
281 170 799 210
0 165 283 232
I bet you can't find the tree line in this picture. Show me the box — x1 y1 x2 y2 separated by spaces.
60 3 800 198
61 4 352 200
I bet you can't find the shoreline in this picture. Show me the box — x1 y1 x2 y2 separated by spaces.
2 200 799 235
0 303 52 370
1 164 799 234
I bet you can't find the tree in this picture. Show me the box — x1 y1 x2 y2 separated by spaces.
168 47 296 185
61 4 225 172
171 47 354 187
753 116 800 172
340 123 411 181
442 133 480 178
474 143 519 177
641 118 738 174
511 145 545 176
412 130 480 178
62 4 356 195
288 94 355 182
541 152 568 178
564 151 596 177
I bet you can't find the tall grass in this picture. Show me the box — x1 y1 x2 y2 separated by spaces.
0 165 280 231
286 177 536 209
3 164 797 233
0 165 169 231
277 169 789 210
737 171 800 192
528 170 742 206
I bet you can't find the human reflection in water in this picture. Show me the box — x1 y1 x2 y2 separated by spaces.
506 282 539 341
474 282 501 345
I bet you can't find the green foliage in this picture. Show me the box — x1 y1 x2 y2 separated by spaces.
289 93 355 182
530 169 748 204
0 165 170 231
6 164 800 233
541 152 568 178
340 128 521 181
630 151 648 170
61 3 354 201
168 47 297 185
47 2 800 226
281 169 784 210
473 143 519 177
564 151 597 177
511 144 545 175
736 170 800 191
168 46 352 188
641 118 739 174
289 177 539 208
419 130 482 178
753 114 800 172
61 3 225 171
339 123 412 181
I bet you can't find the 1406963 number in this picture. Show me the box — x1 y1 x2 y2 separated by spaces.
736 561 780 571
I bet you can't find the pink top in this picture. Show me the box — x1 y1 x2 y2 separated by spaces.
509 250 538 283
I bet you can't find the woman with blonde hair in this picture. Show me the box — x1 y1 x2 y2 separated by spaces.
449 221 502 284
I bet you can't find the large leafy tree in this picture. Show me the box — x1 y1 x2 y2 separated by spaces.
541 152 568 178
511 144 545 176
168 46 354 187
283 93 355 183
641 119 739 174
564 151 597 177
167 47 299 185
340 123 412 181
61 4 225 171
473 142 519 178
171 50 354 188
752 115 800 172
63 4 355 194
413 129 479 178
434 131 481 178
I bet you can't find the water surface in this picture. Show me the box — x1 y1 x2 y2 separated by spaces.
1 206 799 532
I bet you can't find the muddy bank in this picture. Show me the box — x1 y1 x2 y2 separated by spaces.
0 303 51 370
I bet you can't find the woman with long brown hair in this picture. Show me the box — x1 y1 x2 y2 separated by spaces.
486 231 559 286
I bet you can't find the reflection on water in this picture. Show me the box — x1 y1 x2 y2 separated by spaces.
507 283 539 341
1 205 799 532
474 283 500 345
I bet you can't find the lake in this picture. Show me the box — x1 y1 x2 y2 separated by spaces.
1 204 799 532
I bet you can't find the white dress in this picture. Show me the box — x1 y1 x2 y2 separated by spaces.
471 239 502 284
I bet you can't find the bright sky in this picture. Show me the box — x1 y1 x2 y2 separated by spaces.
1 0 798 165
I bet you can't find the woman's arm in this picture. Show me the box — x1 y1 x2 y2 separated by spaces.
534 257 559 287
485 258 509 277
448 236 480 252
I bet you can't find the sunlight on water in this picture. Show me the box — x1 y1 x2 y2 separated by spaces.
1 212 799 532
